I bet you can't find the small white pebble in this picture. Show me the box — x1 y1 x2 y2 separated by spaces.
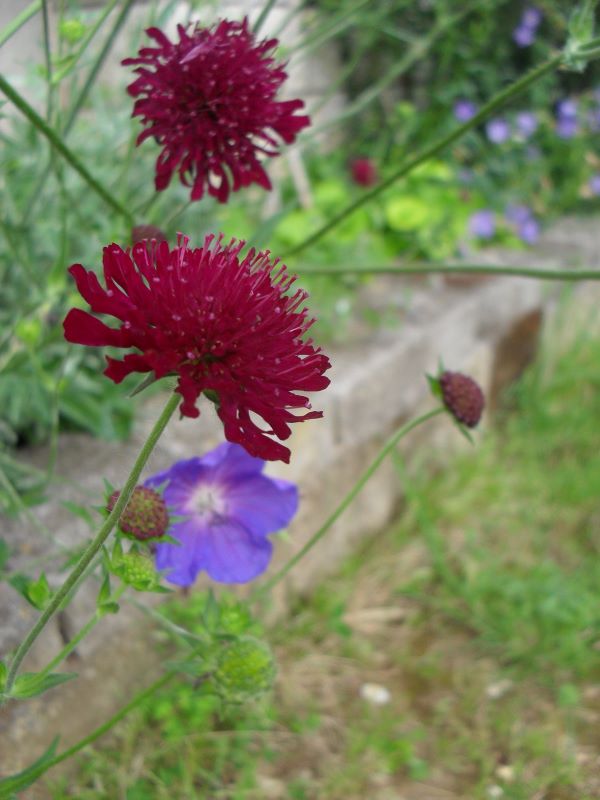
485 679 513 700
360 682 391 705
496 765 515 782
487 785 504 799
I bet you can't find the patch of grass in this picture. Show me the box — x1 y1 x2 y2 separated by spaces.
50 300 600 798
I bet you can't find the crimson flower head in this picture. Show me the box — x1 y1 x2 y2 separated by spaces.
123 19 310 203
63 234 331 463
350 157 378 187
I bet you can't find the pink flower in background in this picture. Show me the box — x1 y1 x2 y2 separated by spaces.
350 157 378 187
63 235 331 463
123 19 310 203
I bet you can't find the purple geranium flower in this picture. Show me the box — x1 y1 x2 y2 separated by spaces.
454 99 477 122
486 118 511 143
516 111 538 138
469 209 496 239
589 174 600 196
145 443 298 585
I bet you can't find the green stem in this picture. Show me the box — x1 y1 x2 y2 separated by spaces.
0 0 41 47
305 4 477 139
295 263 600 281
1 672 174 792
0 73 133 226
3 392 180 698
51 0 121 86
253 0 278 35
39 585 127 678
285 52 563 257
255 407 446 597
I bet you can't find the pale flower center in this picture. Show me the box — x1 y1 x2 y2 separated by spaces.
189 482 227 520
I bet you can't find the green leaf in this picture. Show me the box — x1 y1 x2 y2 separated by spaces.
61 500 96 529
25 573 52 610
0 538 9 572
98 601 120 616
11 671 77 700
0 660 7 691
97 572 111 607
0 737 59 798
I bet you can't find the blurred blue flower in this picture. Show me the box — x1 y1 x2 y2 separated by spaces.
515 111 538 138
486 118 511 143
589 174 600 196
556 99 579 138
454 99 477 122
146 443 298 585
513 25 536 47
521 7 542 28
469 210 496 239
505 204 540 245
513 6 541 47
588 106 600 133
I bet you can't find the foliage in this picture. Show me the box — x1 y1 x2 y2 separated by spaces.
48 308 600 796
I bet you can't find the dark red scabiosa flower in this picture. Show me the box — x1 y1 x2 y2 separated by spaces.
122 19 310 203
63 235 331 463
439 371 485 428
350 157 378 187
107 485 169 541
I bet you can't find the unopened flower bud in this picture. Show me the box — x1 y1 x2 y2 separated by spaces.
131 224 167 245
214 637 276 702
107 486 169 541
439 371 485 428
115 551 160 591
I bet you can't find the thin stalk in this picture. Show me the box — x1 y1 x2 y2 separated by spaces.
41 0 54 122
64 0 136 133
253 0 278 35
0 673 174 791
295 263 600 281
285 52 563 257
23 0 137 224
0 0 41 48
3 392 180 698
255 407 446 597
0 73 134 226
51 0 121 86
38 585 127 678
305 4 477 139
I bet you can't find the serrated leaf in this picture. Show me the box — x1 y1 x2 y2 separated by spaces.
11 671 77 699
0 736 59 797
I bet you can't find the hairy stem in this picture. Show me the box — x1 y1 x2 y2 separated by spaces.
255 407 446 597
3 392 180 698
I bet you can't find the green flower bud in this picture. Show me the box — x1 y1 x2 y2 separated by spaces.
214 637 276 702
219 602 253 635
59 19 86 44
115 552 159 592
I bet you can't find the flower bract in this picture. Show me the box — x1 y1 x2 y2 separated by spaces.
123 19 310 203
145 443 299 585
63 234 331 463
